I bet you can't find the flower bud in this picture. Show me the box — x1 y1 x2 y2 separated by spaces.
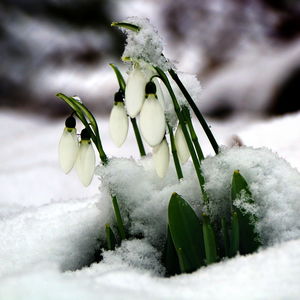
175 124 190 164
109 101 129 147
125 67 147 118
140 94 166 147
76 129 96 187
153 138 170 178
58 116 79 174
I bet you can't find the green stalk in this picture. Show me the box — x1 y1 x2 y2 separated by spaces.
182 106 204 162
221 217 230 258
109 64 146 157
112 195 126 240
167 123 183 180
202 214 218 264
230 212 240 257
130 117 146 156
168 69 219 155
109 63 126 91
155 67 209 205
105 224 117 250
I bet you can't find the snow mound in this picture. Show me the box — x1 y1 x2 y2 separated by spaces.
98 146 300 250
202 146 300 245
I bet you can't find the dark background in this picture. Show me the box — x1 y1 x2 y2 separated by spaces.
1 0 300 118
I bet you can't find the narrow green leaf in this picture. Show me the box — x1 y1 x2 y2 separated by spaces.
231 170 261 255
202 214 218 264
221 217 229 258
111 22 140 32
168 193 205 273
109 63 126 92
112 195 126 240
229 212 239 257
105 224 117 250
163 226 180 276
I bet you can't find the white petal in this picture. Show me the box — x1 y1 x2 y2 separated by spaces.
125 67 147 118
109 102 129 147
153 139 170 178
140 95 166 147
58 128 79 174
76 141 96 187
175 124 190 164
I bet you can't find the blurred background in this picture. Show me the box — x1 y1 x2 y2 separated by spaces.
1 0 300 119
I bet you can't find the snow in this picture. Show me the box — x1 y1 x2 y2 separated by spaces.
118 17 173 70
1 109 300 299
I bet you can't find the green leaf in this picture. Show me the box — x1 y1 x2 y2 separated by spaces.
168 193 205 273
221 217 229 258
162 226 180 276
109 64 126 92
111 22 140 32
231 170 261 255
202 214 218 264
112 195 127 240
105 224 117 250
229 212 239 257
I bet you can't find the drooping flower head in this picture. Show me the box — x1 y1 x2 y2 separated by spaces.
109 91 129 147
58 115 79 174
152 137 170 178
76 128 96 187
140 81 166 147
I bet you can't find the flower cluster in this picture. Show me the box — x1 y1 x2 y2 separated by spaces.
108 64 191 178
58 116 95 186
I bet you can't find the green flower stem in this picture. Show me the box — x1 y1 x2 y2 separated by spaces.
112 195 127 240
109 63 126 93
105 224 117 250
56 93 108 164
168 69 219 155
167 123 183 180
130 117 146 156
182 106 204 162
155 67 209 205
109 64 146 157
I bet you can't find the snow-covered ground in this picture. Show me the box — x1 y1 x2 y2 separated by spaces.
1 110 300 299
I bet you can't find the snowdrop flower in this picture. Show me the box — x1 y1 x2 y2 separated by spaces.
109 91 129 147
58 115 79 174
125 65 147 118
153 138 170 178
140 82 166 147
175 124 190 164
76 129 96 187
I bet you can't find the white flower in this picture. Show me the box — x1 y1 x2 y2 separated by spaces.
109 101 129 147
125 66 147 118
140 94 166 147
58 117 79 174
153 138 170 178
175 124 190 164
76 129 96 187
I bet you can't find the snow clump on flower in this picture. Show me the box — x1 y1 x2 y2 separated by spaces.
120 17 174 71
